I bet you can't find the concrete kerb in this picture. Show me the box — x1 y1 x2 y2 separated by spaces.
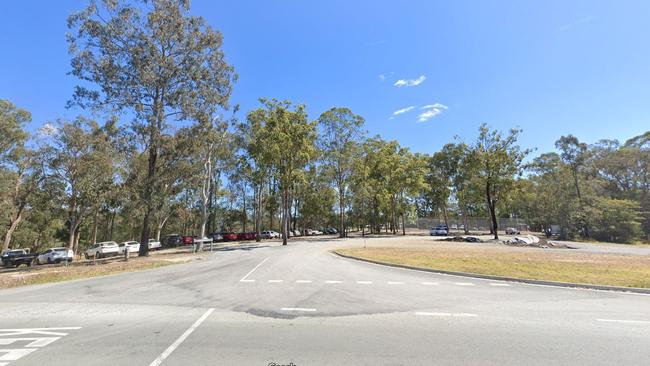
332 250 650 295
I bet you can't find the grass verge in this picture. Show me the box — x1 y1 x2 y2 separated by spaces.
336 247 650 289
0 254 202 289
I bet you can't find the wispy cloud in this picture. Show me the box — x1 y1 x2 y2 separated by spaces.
417 103 447 122
379 71 394 82
558 16 594 32
38 123 58 137
392 106 415 116
394 75 426 87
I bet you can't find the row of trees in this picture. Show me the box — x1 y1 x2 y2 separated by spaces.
1 0 648 254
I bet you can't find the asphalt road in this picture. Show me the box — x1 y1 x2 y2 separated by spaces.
1 236 649 366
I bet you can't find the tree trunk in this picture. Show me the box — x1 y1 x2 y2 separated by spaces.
91 208 99 245
139 134 158 256
486 181 499 240
281 188 288 245
2 209 24 252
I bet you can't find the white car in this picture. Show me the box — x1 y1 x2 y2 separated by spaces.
85 241 119 259
505 227 521 235
261 231 281 239
36 247 73 264
430 225 449 236
148 238 162 250
118 241 140 255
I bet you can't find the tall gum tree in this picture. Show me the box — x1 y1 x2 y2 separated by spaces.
67 0 236 255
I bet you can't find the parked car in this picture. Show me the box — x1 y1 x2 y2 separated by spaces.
162 234 183 247
291 229 302 237
221 232 238 241
429 225 449 236
209 233 224 242
192 237 214 247
505 227 521 235
1 249 37 267
244 232 257 240
148 238 162 250
182 235 194 245
260 230 281 239
85 241 119 259
36 247 74 264
118 241 140 255
324 227 338 234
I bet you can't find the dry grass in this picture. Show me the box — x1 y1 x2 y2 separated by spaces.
0 253 205 289
337 246 650 288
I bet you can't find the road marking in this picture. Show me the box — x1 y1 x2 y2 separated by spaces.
416 312 477 317
280 308 317 312
239 257 270 282
489 283 511 287
295 280 312 283
148 308 214 366
455 282 475 286
268 279 283 283
387 281 405 285
596 318 650 325
0 327 81 364
421 282 439 286
356 281 373 284
325 280 342 284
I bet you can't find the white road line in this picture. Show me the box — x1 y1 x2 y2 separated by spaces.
596 318 650 325
416 312 477 317
148 308 214 366
455 282 475 286
295 280 312 283
356 281 373 284
421 281 439 286
239 257 270 282
489 283 511 287
325 280 342 284
387 281 405 285
280 308 317 312
268 280 283 283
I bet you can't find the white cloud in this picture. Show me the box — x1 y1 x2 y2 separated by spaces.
417 103 447 122
38 123 58 137
392 106 415 116
394 75 426 87
379 74 385 81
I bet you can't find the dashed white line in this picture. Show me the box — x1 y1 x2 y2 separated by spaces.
416 312 477 317
421 281 439 286
280 307 317 312
268 280 283 283
596 318 650 325
455 282 475 286
387 281 405 285
295 280 312 283
148 308 214 366
489 283 511 287
325 280 342 284
356 281 373 284
239 257 270 282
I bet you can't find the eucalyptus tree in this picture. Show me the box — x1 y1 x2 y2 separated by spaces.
247 99 317 245
555 135 590 237
0 100 38 251
317 107 365 237
67 0 236 255
471 124 529 239
45 117 116 252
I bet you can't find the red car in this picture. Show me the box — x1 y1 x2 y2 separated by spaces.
182 236 194 245
222 232 238 241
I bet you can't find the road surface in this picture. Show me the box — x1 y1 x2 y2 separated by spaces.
0 236 649 365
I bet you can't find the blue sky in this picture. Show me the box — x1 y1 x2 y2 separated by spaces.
1 0 649 155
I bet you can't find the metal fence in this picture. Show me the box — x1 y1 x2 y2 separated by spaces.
411 217 529 232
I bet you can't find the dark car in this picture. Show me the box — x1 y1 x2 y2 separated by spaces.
209 233 224 242
1 249 37 268
162 234 183 247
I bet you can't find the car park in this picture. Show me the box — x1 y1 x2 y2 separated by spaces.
429 225 449 236
1 249 37 267
221 232 238 241
118 241 140 255
36 247 74 264
85 241 120 259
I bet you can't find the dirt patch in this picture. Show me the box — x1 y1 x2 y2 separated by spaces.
0 252 206 289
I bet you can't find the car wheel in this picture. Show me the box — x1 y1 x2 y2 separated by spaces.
47 258 52 264
84 253 90 260
95 252 101 260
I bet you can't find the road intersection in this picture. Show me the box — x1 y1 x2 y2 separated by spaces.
1 237 649 365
